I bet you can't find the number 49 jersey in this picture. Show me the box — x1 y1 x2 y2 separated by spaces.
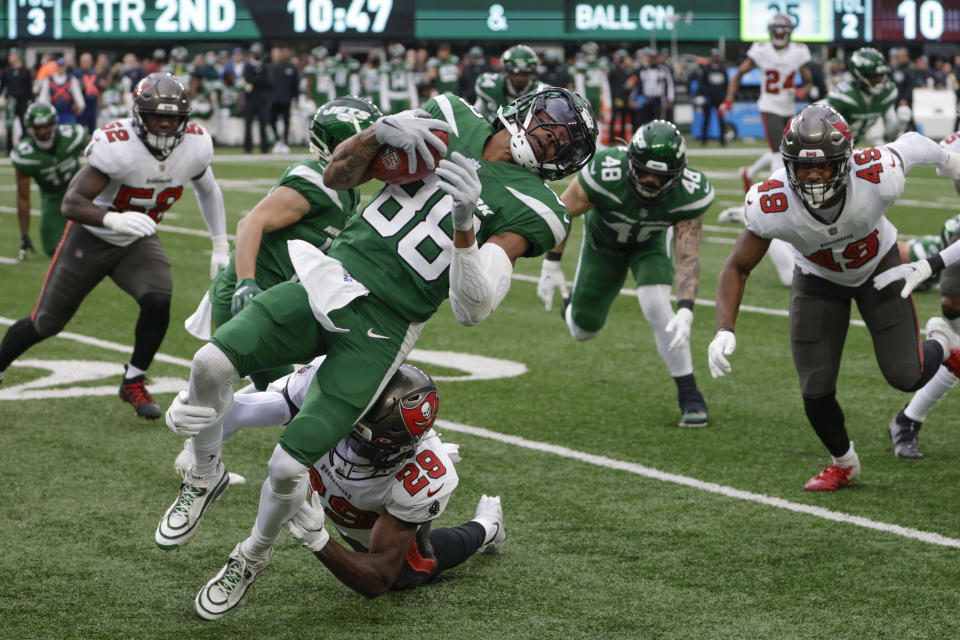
744 146 905 287
747 41 811 117
83 117 213 247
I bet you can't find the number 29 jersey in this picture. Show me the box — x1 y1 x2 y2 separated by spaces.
744 146 904 287
83 117 213 247
747 41 811 117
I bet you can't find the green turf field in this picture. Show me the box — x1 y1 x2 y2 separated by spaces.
2 141 960 639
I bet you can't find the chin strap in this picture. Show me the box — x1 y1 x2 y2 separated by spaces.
497 106 539 173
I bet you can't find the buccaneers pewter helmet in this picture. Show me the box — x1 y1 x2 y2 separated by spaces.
333 364 439 479
132 72 190 159
781 104 853 210
768 13 794 48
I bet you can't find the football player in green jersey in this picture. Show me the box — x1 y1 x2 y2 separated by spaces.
426 42 460 97
826 47 910 146
196 96 382 391
474 45 547 121
158 88 597 619
572 42 611 142
537 120 715 427
11 101 88 258
379 43 418 114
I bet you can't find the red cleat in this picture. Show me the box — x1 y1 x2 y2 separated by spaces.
944 349 960 378
740 167 752 193
804 464 858 491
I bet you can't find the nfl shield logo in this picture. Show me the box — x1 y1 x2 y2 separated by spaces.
380 148 401 171
829 227 837 235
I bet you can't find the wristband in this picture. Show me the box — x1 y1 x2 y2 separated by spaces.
928 255 945 274
545 251 563 262
677 299 694 311
718 327 734 334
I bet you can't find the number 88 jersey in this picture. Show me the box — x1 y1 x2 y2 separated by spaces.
83 116 213 247
743 146 905 287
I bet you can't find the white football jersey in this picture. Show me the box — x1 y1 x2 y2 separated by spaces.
747 41 812 117
940 131 960 154
744 145 904 287
283 360 458 550
83 117 213 247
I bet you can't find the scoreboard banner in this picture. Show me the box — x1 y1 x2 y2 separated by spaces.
1 0 956 42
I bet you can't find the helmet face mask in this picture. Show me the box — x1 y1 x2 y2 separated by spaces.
849 47 890 96
24 101 58 151
781 104 853 211
310 96 382 163
501 45 539 98
332 364 439 480
627 120 687 202
132 73 190 160
494 87 597 181
768 12 794 48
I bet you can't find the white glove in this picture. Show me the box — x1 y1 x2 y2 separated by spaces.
896 105 912 123
374 109 450 175
873 259 933 298
165 390 217 436
665 307 694 352
102 211 157 238
441 441 461 464
536 258 567 311
435 152 482 232
287 491 330 552
210 235 230 279
937 152 960 180
707 330 737 378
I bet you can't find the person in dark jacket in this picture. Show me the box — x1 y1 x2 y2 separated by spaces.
269 46 299 153
2 49 35 154
243 42 272 154
693 49 728 146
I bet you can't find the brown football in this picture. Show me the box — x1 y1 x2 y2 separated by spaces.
368 130 449 185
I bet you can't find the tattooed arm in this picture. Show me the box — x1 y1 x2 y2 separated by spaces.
322 128 379 190
673 215 703 304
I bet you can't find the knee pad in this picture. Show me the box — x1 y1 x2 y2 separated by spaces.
190 343 240 416
138 292 171 314
566 305 600 342
636 285 673 329
267 444 309 494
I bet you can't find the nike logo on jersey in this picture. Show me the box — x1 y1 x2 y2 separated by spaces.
427 484 444 497
366 329 390 340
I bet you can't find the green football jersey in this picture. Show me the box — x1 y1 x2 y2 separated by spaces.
330 55 361 97
328 93 569 323
578 146 714 247
572 59 609 113
256 158 360 288
826 79 898 144
11 123 88 197
427 55 460 94
473 72 548 119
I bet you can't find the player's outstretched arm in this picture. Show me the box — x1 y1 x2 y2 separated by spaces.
61 164 115 226
234 186 311 282
323 127 381 189
534 177 593 310
191 167 229 278
887 131 959 176
722 58 755 110
290 494 418 598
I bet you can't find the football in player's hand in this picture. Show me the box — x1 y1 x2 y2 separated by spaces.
368 130 449 185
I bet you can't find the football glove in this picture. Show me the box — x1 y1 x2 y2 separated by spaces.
536 258 567 311
873 259 933 298
435 152 481 232
102 211 157 238
210 236 230 279
937 152 960 180
287 491 330 552
441 441 462 464
374 109 450 175
665 307 693 352
165 390 217 436
718 98 733 117
896 105 912 123
18 234 35 261
231 278 263 316
707 330 737 378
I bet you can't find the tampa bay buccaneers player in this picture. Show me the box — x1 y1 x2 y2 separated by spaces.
0 73 228 419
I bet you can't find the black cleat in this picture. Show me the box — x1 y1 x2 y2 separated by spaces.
889 409 923 459
678 389 709 428
119 366 162 420
560 296 570 321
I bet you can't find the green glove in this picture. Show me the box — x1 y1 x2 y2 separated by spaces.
231 278 263 316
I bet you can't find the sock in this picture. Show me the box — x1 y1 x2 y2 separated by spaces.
192 421 223 477
472 512 500 545
747 150 773 179
803 392 850 458
248 445 309 555
124 363 147 380
429 522 486 572
905 366 959 422
832 441 858 468
638 285 693 377
131 292 170 372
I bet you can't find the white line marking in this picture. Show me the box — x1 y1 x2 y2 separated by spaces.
436 419 960 548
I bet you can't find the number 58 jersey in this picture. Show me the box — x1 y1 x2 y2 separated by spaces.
83 117 213 247
744 146 905 287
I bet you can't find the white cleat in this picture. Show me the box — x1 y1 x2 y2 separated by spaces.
174 439 247 485
474 494 507 554
717 206 745 224
155 462 229 549
195 540 272 620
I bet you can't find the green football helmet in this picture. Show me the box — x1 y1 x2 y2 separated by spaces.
940 214 960 247
494 87 597 181
849 47 890 96
627 120 687 201
309 96 382 163
582 41 600 61
170 46 188 62
24 101 59 151
311 46 329 60
501 45 539 98
388 43 406 61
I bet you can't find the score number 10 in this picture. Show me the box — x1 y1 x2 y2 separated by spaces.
897 0 945 40
286 0 393 33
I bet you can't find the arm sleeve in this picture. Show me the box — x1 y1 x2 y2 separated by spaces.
192 166 227 241
938 240 960 271
885 131 949 174
448 241 513 326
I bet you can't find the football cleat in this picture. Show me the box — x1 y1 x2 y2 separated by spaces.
174 439 246 485
119 367 162 420
925 317 960 354
888 409 923 459
194 540 272 620
803 463 859 491
156 462 229 549
717 206 745 224
678 389 709 428
474 494 506 554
